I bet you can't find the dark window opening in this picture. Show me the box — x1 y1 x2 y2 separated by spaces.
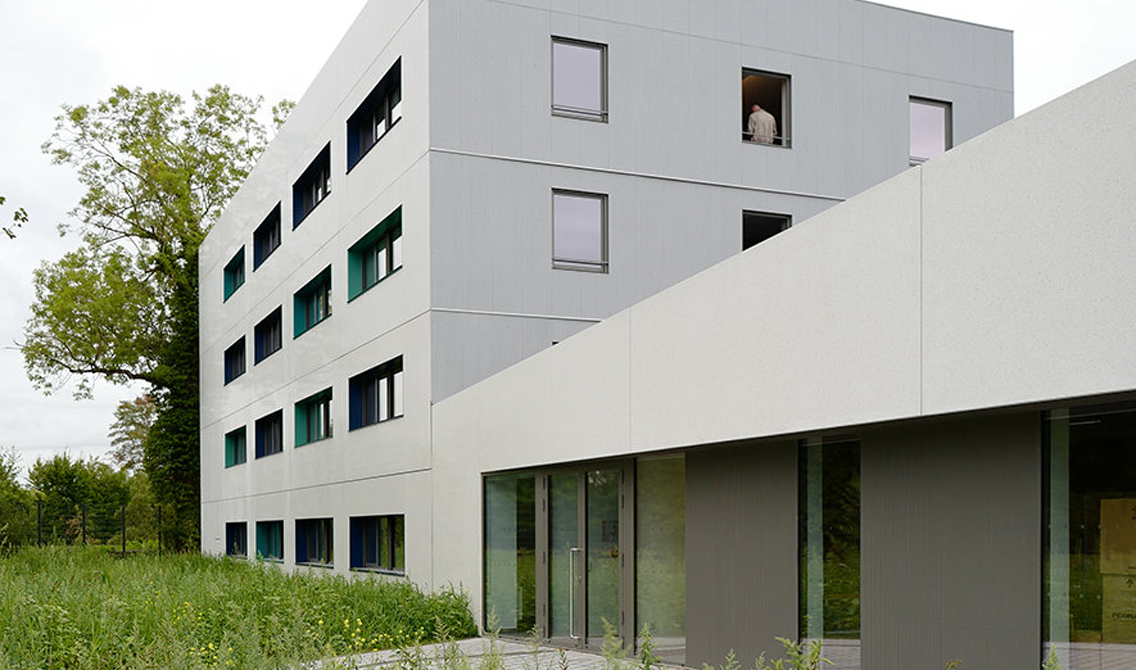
252 204 282 269
295 388 333 447
293 266 332 337
347 59 402 169
224 427 247 468
256 520 283 561
350 515 405 572
223 248 245 300
255 410 284 458
254 307 283 363
296 518 333 566
349 356 404 430
742 211 792 250
742 69 790 147
293 144 331 227
347 207 403 300
223 338 246 385
225 522 248 557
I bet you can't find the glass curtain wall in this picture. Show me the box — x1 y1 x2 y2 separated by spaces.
800 439 861 670
636 456 686 664
1045 403 1136 670
484 473 536 634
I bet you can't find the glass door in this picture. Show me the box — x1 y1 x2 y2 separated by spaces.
546 467 624 650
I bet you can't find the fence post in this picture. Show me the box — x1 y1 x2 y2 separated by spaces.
36 500 42 547
81 504 87 546
121 503 127 556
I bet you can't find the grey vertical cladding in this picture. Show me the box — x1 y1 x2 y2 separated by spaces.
861 413 1041 670
686 441 798 668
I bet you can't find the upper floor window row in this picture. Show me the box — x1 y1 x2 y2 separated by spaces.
293 144 331 228
348 59 402 170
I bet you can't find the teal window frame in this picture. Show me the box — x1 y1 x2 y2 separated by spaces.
223 247 245 301
293 266 332 337
347 207 403 301
256 520 284 561
295 388 333 447
224 426 247 467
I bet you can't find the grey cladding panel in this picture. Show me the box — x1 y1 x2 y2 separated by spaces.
686 441 798 668
861 413 1041 670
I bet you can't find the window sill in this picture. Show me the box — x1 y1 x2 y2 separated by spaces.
297 561 334 569
347 265 403 303
224 462 246 469
254 449 284 460
741 138 792 149
295 435 332 448
351 567 406 577
552 107 608 123
552 261 608 274
258 557 284 564
348 413 405 433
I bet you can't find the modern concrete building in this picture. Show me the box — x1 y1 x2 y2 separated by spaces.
199 1 1021 668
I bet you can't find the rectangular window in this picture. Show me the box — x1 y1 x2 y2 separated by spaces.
347 207 403 300
223 248 245 301
293 266 332 337
256 520 284 561
742 69 791 147
347 59 402 169
636 456 686 664
800 438 861 665
552 37 607 121
909 97 952 165
350 515 405 572
253 307 283 364
293 144 331 227
348 356 404 430
224 426 247 468
223 338 246 385
254 410 284 459
296 518 334 566
553 190 608 272
225 522 247 558
295 388 333 447
1045 403 1136 670
742 211 792 250
252 204 282 269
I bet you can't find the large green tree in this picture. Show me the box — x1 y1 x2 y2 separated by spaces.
22 85 286 549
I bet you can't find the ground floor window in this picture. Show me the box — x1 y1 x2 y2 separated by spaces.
636 456 686 664
1045 402 1136 669
256 520 283 561
484 472 536 635
350 515 404 573
296 518 333 567
800 438 860 670
225 522 247 558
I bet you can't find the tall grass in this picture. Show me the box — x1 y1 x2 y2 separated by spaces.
0 545 475 669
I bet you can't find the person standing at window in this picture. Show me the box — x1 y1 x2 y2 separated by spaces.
748 104 777 144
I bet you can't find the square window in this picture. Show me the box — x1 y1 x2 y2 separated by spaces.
224 426 247 467
552 37 607 121
552 190 608 272
254 307 283 363
296 518 334 566
347 207 403 301
293 267 332 337
347 59 402 169
223 248 245 301
742 69 790 147
350 515 405 573
225 522 248 558
742 211 791 250
255 410 284 458
295 388 333 447
223 338 246 385
909 97 952 165
293 144 331 227
256 520 284 561
252 204 282 269
348 356 404 430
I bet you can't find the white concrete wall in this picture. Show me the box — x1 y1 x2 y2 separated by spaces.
432 59 1136 613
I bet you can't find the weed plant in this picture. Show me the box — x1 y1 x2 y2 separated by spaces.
0 545 475 669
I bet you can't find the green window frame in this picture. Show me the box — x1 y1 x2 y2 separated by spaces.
293 266 332 337
224 426 247 467
223 247 245 301
256 520 284 561
347 207 402 301
295 388 333 447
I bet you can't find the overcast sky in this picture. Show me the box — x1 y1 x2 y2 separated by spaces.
1 0 1134 477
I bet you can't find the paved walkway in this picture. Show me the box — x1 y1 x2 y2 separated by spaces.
322 637 665 670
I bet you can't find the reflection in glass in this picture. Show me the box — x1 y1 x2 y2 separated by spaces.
636 457 685 664
800 439 861 670
553 191 606 271
587 468 620 648
909 98 951 164
550 473 579 640
484 473 536 635
1045 404 1136 670
553 40 605 119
